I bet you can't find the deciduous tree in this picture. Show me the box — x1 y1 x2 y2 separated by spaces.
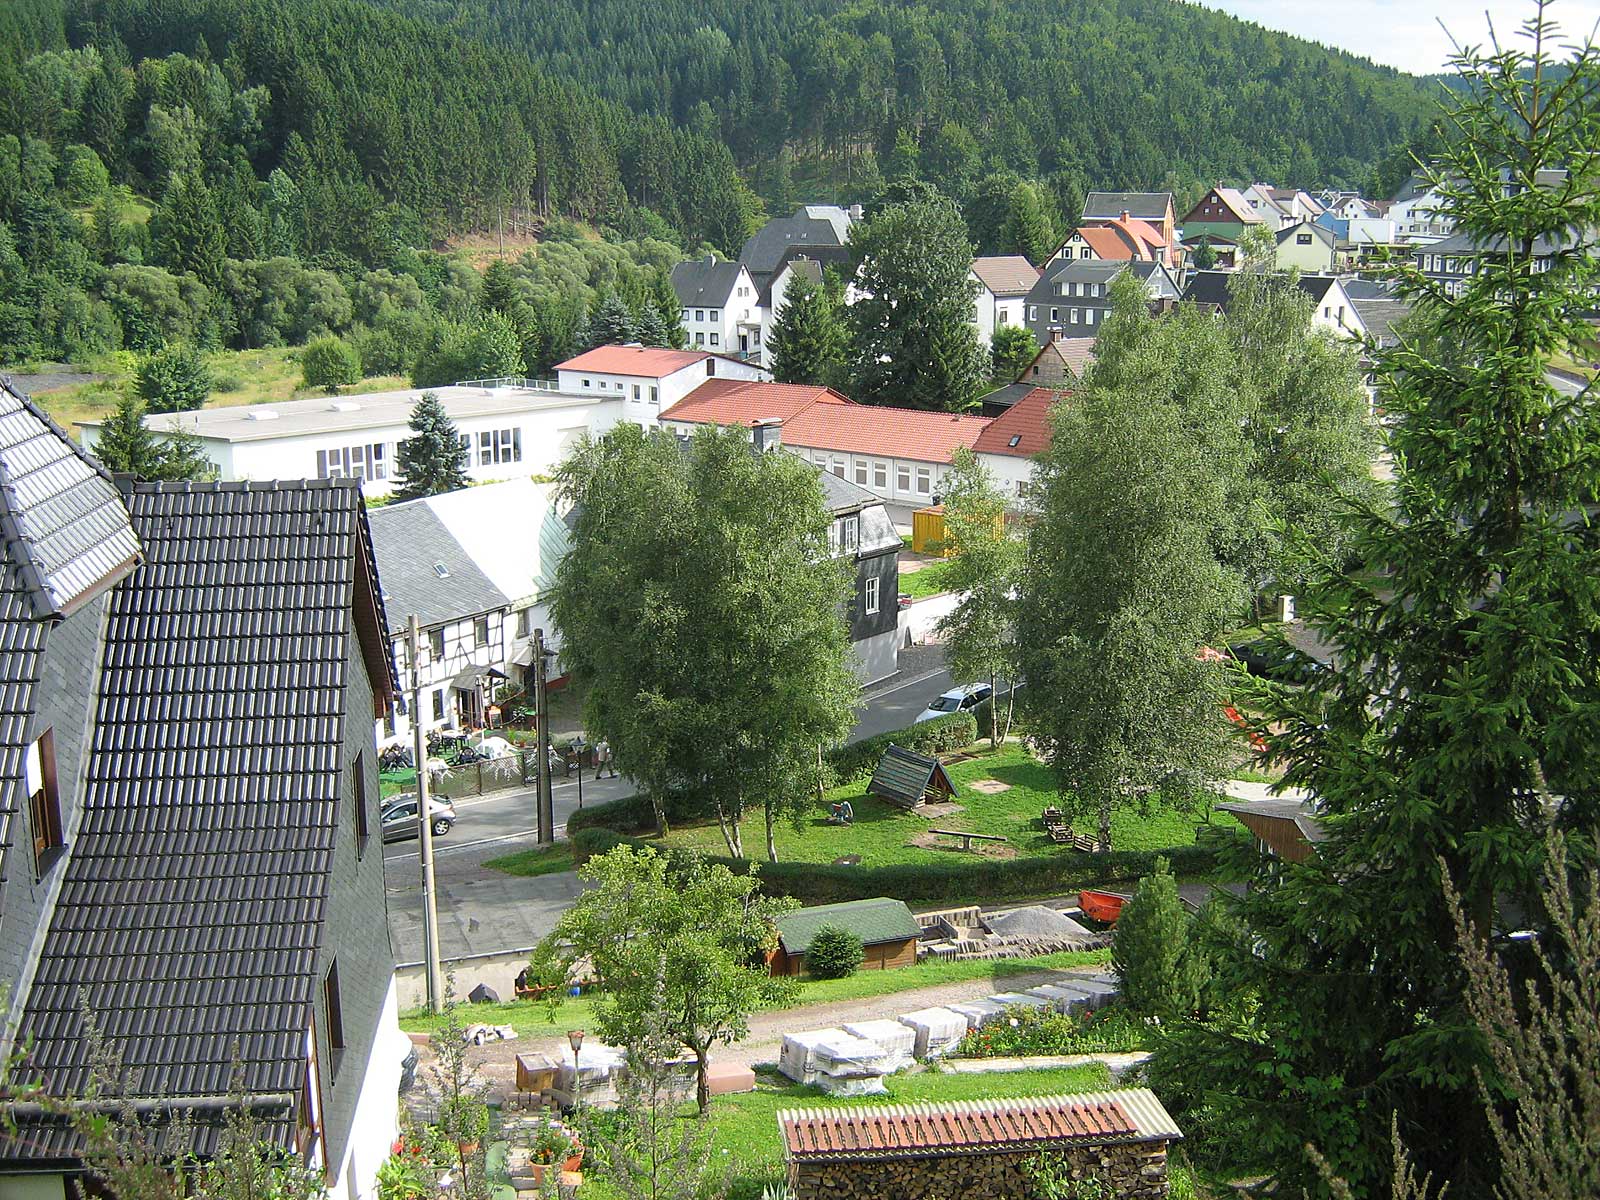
530 846 797 1113
989 324 1039 385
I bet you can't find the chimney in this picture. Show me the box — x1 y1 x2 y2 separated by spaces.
751 418 782 453
848 204 864 220
704 253 716 266
1121 210 1132 222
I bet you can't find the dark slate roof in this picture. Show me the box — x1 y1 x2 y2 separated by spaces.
0 379 141 882
0 378 140 620
1182 270 1342 311
7 479 387 1163
775 897 921 954
979 382 1036 413
1344 284 1412 346
867 744 955 808
1082 192 1172 222
1027 259 1175 307
740 207 855 285
671 257 746 307
817 468 880 514
367 497 509 632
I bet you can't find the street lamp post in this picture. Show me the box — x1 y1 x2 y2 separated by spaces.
567 1029 585 1113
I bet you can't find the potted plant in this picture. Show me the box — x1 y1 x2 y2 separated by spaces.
439 1092 490 1157
528 1114 582 1180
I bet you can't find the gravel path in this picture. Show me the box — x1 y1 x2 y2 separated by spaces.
437 963 1115 1101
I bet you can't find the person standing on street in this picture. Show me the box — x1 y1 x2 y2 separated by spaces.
596 737 617 778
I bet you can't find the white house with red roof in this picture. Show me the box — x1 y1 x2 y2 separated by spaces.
658 381 992 519
555 345 768 427
971 387 1063 504
1047 217 1169 267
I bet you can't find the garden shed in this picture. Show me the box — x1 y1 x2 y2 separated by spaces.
771 897 922 976
867 745 956 810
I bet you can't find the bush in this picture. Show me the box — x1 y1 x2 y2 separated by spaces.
956 1004 1149 1058
826 711 978 783
806 925 864 979
301 335 362 390
1112 857 1209 1017
134 341 211 412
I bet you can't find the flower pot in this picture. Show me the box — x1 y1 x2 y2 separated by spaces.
458 1140 480 1157
562 1148 584 1172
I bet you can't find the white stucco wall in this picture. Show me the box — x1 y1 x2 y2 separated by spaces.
326 977 408 1200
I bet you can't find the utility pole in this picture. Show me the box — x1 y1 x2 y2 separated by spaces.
534 626 554 846
408 615 444 1014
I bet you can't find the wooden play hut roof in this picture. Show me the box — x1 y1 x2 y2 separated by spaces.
867 745 956 810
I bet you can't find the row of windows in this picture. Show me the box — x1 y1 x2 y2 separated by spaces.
316 443 387 481
692 308 722 321
829 514 860 556
1055 281 1105 298
1030 305 1101 327
808 451 942 497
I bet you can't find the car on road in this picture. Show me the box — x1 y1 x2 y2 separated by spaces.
914 681 995 723
380 793 457 843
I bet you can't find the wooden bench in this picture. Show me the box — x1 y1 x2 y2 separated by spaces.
930 828 1008 852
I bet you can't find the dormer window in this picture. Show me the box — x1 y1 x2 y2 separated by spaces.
27 729 62 876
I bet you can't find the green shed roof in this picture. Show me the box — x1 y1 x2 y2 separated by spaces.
775 897 922 955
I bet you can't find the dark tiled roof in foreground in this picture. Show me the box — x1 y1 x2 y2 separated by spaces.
0 378 140 882
779 1090 1182 1161
9 479 382 1161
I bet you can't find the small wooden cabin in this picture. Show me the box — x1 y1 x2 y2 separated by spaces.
867 745 957 810
770 897 922 976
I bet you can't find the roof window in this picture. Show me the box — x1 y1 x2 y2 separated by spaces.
433 563 450 578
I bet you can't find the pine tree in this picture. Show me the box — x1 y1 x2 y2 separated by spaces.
1191 235 1217 271
589 290 637 347
393 392 471 501
93 391 166 478
153 172 227 289
767 272 845 386
1001 181 1055 264
1112 857 1208 1017
635 300 669 348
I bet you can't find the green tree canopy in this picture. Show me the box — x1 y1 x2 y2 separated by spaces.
133 341 210 412
551 422 859 858
767 271 845 386
529 846 797 1112
847 194 987 410
989 324 1039 385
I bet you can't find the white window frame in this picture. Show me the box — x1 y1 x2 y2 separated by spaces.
915 466 932 495
865 575 880 615
896 464 911 493
854 459 869 486
873 460 888 489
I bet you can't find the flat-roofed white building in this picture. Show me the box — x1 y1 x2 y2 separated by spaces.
78 380 623 497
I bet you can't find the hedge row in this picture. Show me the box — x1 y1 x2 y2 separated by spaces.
826 711 979 783
567 826 1226 906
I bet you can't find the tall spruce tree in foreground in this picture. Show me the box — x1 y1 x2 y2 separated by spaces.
93 391 216 482
848 194 988 410
393 392 470 500
1150 9 1600 1194
767 272 845 385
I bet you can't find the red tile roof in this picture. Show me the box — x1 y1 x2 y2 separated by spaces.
779 1095 1137 1161
659 379 850 426
1109 215 1168 250
1075 225 1148 261
557 345 714 375
972 388 1065 458
664 382 991 465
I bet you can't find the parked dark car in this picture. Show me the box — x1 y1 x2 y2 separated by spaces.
380 793 456 843
1228 640 1325 686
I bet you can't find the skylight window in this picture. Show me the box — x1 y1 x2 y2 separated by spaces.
433 563 450 578
1008 434 1022 447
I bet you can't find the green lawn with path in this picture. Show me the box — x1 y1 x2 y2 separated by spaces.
651 744 1211 869
896 557 956 599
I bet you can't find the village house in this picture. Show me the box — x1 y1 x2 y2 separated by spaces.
1046 216 1167 266
739 204 861 296
1389 173 1455 243
972 386 1060 504
1414 230 1572 299
1242 184 1325 230
968 255 1041 346
1024 259 1182 346
670 255 764 359
554 344 769 428
1079 191 1178 263
770 897 922 976
1182 270 1366 341
979 336 1092 417
0 381 406 1200
1179 185 1264 242
1275 219 1346 273
367 477 570 745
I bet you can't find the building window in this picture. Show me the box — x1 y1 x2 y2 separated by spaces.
477 428 522 466
842 514 860 554
865 575 880 615
915 466 932 495
649 386 659 404
710 309 720 321
323 959 346 1064
1087 308 1098 326
474 616 489 648
353 751 369 855
26 729 62 875
854 460 868 486
316 444 388 482
1297 233 1313 245
582 377 591 388
873 461 888 489
632 384 641 399
516 609 531 637
896 464 911 492
428 628 445 660
695 333 705 347
1028 306 1037 321
432 689 445 722
1061 248 1073 260
695 310 704 321
1050 307 1059 322
831 456 845 478
710 333 719 347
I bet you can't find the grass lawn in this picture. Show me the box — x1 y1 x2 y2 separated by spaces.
897 557 956 599
650 743 1211 870
580 1063 1116 1198
398 947 1114 1040
482 843 575 877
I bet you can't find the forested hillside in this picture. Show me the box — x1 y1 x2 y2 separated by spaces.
375 0 1439 203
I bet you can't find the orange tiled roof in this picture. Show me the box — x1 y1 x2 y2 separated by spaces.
779 1095 1137 1161
1075 225 1148 261
558 346 714 375
972 388 1065 458
658 379 851 425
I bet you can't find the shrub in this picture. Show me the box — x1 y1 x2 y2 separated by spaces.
134 341 211 412
806 925 864 979
301 335 363 390
1112 856 1209 1017
956 1004 1148 1058
826 711 978 783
